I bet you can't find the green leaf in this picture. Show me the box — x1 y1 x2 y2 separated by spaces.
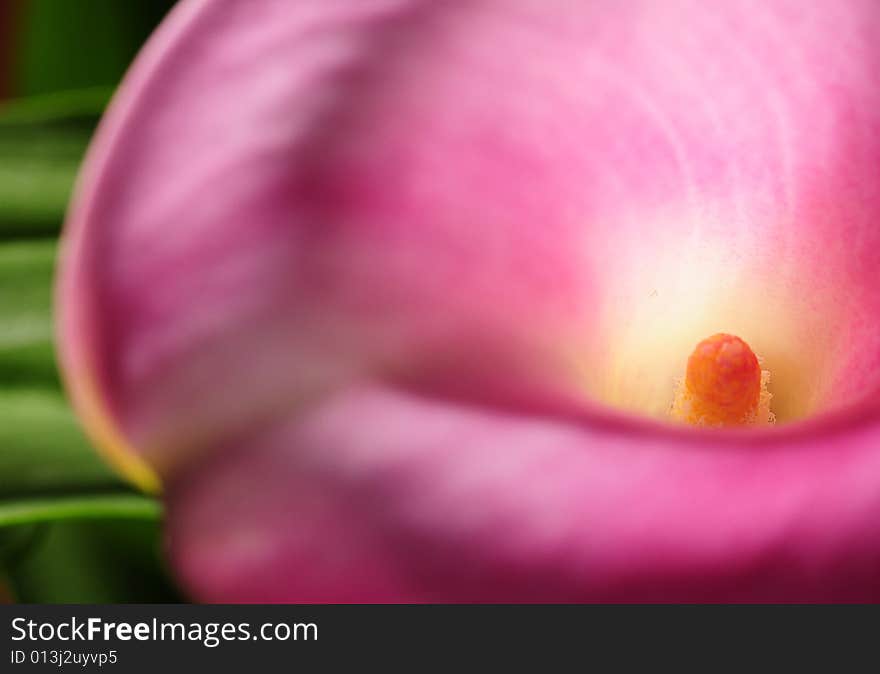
0 392 172 600
0 2 183 603
0 393 170 600
0 524 43 567
5 519 181 603
0 86 111 126
0 389 124 497
0 91 106 239
0 240 58 388
15 0 178 98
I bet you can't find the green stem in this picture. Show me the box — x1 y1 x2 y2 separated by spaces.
0 493 161 527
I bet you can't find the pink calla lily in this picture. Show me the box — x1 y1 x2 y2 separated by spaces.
58 0 880 601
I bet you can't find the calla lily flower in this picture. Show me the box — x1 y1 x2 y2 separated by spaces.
58 0 880 601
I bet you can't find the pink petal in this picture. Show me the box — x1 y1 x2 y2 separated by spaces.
168 385 880 602
59 0 600 478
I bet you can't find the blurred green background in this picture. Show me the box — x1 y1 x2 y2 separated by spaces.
0 0 180 602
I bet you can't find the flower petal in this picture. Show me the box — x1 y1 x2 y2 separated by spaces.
60 1 880 478
168 385 880 602
58 0 600 477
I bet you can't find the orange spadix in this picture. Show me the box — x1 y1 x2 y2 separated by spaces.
670 333 773 427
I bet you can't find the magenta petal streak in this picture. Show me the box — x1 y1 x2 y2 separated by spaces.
59 0 880 600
